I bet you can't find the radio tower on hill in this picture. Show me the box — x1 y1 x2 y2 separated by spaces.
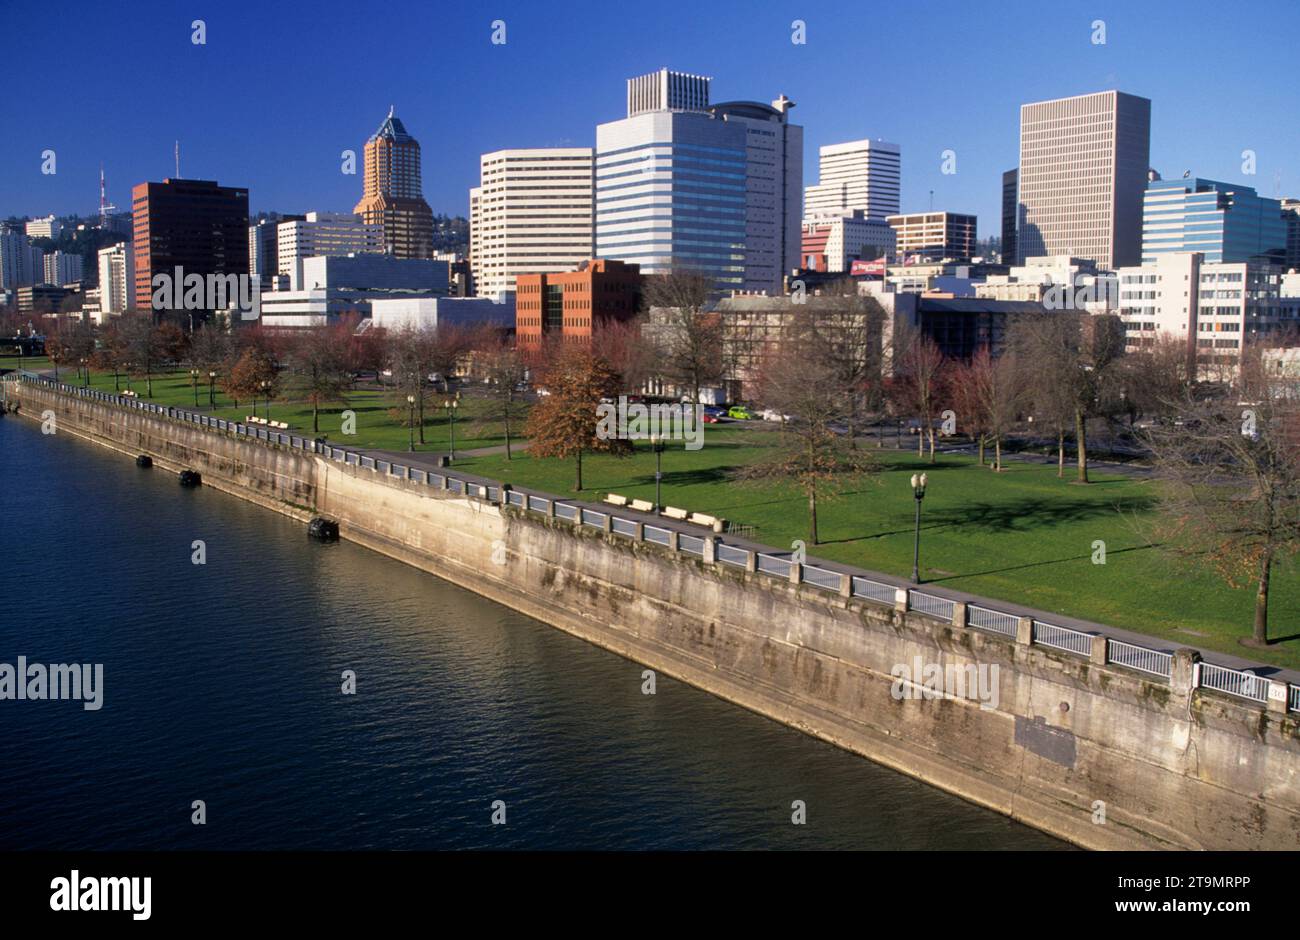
98 165 116 229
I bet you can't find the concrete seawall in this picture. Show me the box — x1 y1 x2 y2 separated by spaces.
14 382 1300 850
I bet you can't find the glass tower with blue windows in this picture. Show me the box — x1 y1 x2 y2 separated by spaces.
596 69 802 294
1142 176 1287 264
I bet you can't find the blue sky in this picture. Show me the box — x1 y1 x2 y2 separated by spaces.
2 0 1297 233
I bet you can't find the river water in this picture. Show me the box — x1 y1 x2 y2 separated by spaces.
0 415 1064 850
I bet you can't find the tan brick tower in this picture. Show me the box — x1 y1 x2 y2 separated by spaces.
353 107 434 259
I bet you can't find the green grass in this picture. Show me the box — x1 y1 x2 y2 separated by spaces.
0 355 51 372
46 366 514 453
456 429 1300 670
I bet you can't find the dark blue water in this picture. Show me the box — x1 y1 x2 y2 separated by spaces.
0 415 1064 850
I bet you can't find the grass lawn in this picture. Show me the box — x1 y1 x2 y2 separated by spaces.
38 366 514 453
0 355 51 372
456 427 1300 670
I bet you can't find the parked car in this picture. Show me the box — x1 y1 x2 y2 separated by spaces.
728 405 756 420
760 408 793 422
702 405 728 417
701 412 720 424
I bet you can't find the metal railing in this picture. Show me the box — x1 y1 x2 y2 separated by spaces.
716 543 750 568
802 565 841 592
1199 663 1269 703
968 604 1019 638
1107 639 1173 678
851 576 896 605
1032 620 1094 657
678 534 706 556
18 371 1299 711
756 553 791 578
643 524 671 546
908 591 955 623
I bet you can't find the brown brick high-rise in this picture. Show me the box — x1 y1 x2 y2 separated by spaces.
353 108 434 259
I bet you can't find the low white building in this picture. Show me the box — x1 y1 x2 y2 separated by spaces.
256 254 450 329
25 215 61 240
369 297 514 332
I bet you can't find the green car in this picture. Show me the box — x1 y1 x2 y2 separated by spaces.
727 405 756 420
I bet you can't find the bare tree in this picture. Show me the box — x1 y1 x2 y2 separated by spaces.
812 281 887 447
642 270 722 403
479 337 530 460
591 315 655 396
738 318 876 544
285 324 353 432
1144 351 1300 647
891 325 946 463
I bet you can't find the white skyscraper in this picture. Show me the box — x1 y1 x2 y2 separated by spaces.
97 241 135 315
1017 90 1151 269
469 148 595 300
596 69 802 293
804 139 901 222
277 212 382 282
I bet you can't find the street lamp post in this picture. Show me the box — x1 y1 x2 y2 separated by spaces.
651 434 666 509
897 420 903 448
444 396 459 462
260 380 272 420
406 394 416 452
208 371 217 408
81 358 89 386
190 368 200 407
910 472 928 583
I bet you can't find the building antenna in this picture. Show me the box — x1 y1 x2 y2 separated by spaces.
175 140 181 179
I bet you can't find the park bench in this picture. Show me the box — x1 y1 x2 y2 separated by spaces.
688 512 725 533
661 506 689 521
603 493 629 507
630 499 655 513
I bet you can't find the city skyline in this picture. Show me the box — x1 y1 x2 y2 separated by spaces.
3 0 1298 231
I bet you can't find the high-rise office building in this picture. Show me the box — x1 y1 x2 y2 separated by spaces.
353 108 435 260
1281 198 1300 271
1001 169 1018 264
804 139 901 222
132 177 250 317
886 211 978 263
277 212 382 277
1142 177 1286 264
97 241 135 315
43 251 84 286
249 214 305 289
595 69 802 293
469 148 595 300
1017 90 1151 269
0 224 45 290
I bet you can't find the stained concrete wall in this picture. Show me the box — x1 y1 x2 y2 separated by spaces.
15 382 1300 850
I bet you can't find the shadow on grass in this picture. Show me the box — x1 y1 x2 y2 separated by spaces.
817 494 1159 544
925 544 1157 582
